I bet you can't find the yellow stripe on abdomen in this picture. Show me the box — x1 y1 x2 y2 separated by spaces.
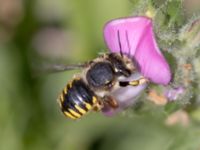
68 109 82 118
92 96 97 104
84 102 92 110
75 105 87 114
63 111 77 120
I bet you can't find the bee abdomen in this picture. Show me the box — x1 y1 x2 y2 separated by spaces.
58 78 97 120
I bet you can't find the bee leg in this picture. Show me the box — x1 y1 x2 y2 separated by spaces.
93 99 104 112
93 96 119 111
103 95 119 109
119 77 149 87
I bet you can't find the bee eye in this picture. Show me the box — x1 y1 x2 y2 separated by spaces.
86 62 114 88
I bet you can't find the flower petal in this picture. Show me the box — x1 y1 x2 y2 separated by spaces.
104 16 171 85
165 86 185 101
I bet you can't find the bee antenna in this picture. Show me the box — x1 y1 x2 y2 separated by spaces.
117 30 123 57
125 30 131 57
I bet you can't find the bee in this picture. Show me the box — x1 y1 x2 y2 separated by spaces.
46 30 148 120
52 51 148 119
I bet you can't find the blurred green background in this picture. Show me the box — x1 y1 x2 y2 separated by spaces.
1 0 200 150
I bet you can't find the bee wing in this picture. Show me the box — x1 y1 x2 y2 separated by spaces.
33 63 87 76
103 16 171 85
41 64 86 73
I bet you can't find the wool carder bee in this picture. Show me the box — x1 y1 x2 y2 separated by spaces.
56 52 148 120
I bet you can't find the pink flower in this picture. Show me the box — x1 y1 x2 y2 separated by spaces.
104 16 171 85
102 16 172 116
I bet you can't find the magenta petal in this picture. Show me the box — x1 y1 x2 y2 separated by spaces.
104 16 171 85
